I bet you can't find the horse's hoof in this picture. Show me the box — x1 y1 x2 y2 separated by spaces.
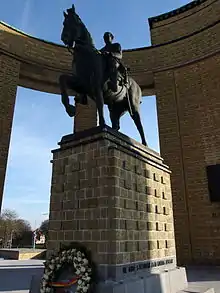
142 141 148 147
99 122 107 131
101 125 107 131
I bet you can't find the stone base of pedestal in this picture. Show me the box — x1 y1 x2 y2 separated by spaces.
29 265 217 293
29 267 187 293
97 267 187 293
43 126 191 293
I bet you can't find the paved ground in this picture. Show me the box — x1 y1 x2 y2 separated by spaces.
185 266 220 293
0 261 219 293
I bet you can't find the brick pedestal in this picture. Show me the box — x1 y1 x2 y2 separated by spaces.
47 126 187 292
74 96 97 133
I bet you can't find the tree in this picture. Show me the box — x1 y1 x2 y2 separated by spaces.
13 230 33 248
39 219 49 248
13 219 32 247
0 209 18 247
0 209 32 248
14 219 32 237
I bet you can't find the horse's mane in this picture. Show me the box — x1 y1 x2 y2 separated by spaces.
75 13 95 47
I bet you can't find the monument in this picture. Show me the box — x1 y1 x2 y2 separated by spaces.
41 4 188 293
59 5 147 146
1 1 220 268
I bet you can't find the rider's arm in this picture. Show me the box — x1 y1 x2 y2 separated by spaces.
112 43 122 60
100 46 108 54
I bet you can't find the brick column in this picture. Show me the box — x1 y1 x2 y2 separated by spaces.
74 96 97 133
154 70 192 265
47 126 186 293
0 55 20 212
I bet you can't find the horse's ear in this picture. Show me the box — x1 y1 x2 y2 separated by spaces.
72 4 75 13
63 11 67 17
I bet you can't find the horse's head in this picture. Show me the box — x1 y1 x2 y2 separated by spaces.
61 4 81 47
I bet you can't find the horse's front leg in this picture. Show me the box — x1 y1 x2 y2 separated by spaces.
95 89 106 128
59 74 76 117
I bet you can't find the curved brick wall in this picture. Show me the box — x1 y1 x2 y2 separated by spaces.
0 0 220 265
149 0 219 44
150 0 220 265
0 22 154 95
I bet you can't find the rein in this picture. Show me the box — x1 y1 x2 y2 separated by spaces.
66 40 100 56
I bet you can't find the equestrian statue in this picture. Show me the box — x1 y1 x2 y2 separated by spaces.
59 4 147 146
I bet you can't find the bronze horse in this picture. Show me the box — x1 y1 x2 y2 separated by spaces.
59 4 147 146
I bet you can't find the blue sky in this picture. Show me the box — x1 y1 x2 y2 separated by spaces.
0 0 191 228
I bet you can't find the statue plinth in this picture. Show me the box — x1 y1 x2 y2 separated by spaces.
47 126 187 292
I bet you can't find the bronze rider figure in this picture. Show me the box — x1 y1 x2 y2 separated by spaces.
100 32 128 92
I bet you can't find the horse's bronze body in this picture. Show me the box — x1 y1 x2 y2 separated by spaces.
59 5 147 146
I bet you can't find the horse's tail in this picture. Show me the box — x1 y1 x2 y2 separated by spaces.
128 78 142 104
138 84 143 104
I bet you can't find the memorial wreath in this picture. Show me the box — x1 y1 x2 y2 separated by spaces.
40 243 96 293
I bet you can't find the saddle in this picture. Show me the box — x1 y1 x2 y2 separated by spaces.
102 54 129 89
76 55 130 105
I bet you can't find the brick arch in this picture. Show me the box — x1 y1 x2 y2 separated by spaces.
0 0 220 265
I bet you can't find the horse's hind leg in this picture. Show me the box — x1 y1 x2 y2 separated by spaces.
109 103 126 131
132 110 147 146
109 110 120 131
95 89 106 128
128 86 148 146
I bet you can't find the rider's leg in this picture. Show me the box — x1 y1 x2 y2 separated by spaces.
109 59 119 92
110 70 119 92
118 64 128 85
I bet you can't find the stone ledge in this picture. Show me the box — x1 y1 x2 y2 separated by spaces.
53 125 170 173
29 266 187 293
148 0 208 28
58 125 159 157
97 266 188 293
